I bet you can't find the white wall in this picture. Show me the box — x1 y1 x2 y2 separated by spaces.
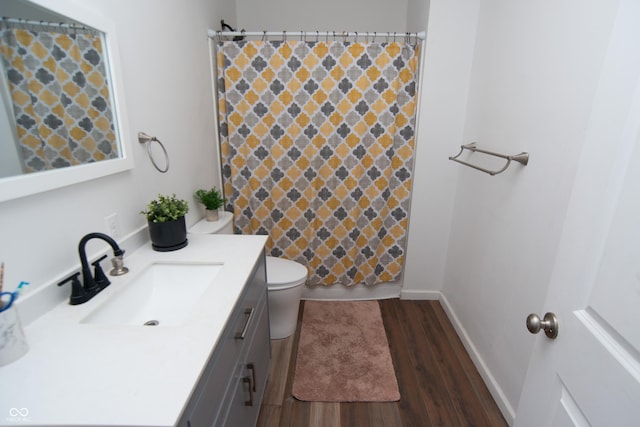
0 0 235 298
441 0 622 421
236 0 408 32
406 0 429 33
401 0 478 299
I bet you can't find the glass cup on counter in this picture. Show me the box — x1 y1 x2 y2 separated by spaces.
0 294 29 366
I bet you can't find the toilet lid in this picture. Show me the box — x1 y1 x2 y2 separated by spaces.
266 256 308 289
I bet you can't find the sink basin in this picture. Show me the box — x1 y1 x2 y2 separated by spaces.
82 262 222 326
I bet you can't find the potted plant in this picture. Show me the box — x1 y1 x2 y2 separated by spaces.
141 193 190 251
194 187 226 221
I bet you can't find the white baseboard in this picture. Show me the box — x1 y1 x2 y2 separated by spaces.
301 281 402 300
399 289 440 300
438 293 516 425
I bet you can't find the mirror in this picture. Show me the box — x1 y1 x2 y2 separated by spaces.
0 0 132 202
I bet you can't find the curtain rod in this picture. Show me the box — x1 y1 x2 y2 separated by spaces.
1 16 98 34
208 29 425 42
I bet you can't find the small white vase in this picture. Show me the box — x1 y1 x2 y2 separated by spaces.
205 209 219 222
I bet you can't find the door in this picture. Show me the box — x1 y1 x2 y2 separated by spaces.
515 0 640 425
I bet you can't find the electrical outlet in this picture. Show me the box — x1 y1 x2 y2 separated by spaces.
105 213 120 239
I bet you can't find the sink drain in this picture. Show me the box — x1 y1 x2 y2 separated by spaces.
143 320 159 326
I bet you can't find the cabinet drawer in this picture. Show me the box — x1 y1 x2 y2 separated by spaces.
218 299 270 427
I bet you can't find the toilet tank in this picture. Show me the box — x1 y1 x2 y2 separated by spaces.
189 211 234 235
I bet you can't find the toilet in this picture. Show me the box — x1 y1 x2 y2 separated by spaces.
189 211 308 339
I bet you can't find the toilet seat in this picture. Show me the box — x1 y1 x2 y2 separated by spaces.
266 256 307 290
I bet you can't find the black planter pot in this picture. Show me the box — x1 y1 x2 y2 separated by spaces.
148 217 188 252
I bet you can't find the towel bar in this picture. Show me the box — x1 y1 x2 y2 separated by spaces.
449 143 529 176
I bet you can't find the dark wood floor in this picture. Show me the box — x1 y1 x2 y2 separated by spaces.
257 299 507 427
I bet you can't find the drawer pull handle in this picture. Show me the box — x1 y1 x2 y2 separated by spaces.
243 376 254 406
247 363 256 392
235 308 254 339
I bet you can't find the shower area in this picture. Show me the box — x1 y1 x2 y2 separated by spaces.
212 30 422 298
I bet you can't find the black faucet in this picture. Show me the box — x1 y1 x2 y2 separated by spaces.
58 232 127 305
79 232 124 292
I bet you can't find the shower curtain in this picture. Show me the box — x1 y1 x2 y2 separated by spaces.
0 21 117 173
217 38 419 286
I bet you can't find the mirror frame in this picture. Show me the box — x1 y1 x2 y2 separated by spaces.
0 0 133 203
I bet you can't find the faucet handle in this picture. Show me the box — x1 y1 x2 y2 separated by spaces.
58 272 92 305
110 255 129 276
92 255 110 289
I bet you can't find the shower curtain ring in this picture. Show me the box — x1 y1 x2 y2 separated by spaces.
262 30 267 41
354 31 358 42
316 30 319 43
301 31 304 42
386 33 390 43
373 31 377 42
342 31 347 43
393 32 397 42
282 30 286 41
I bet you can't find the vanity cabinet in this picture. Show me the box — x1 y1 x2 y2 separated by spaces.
179 253 270 427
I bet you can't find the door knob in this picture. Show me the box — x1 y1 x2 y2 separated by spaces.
526 312 558 339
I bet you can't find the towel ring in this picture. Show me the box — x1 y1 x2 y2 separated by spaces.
138 132 169 173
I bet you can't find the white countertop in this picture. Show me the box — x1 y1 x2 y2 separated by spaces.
0 234 267 427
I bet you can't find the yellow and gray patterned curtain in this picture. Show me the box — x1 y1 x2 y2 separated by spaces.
0 21 117 173
217 39 419 286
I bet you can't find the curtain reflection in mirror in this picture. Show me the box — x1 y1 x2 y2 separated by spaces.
0 18 117 173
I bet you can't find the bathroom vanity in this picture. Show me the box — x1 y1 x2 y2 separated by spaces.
0 234 270 427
